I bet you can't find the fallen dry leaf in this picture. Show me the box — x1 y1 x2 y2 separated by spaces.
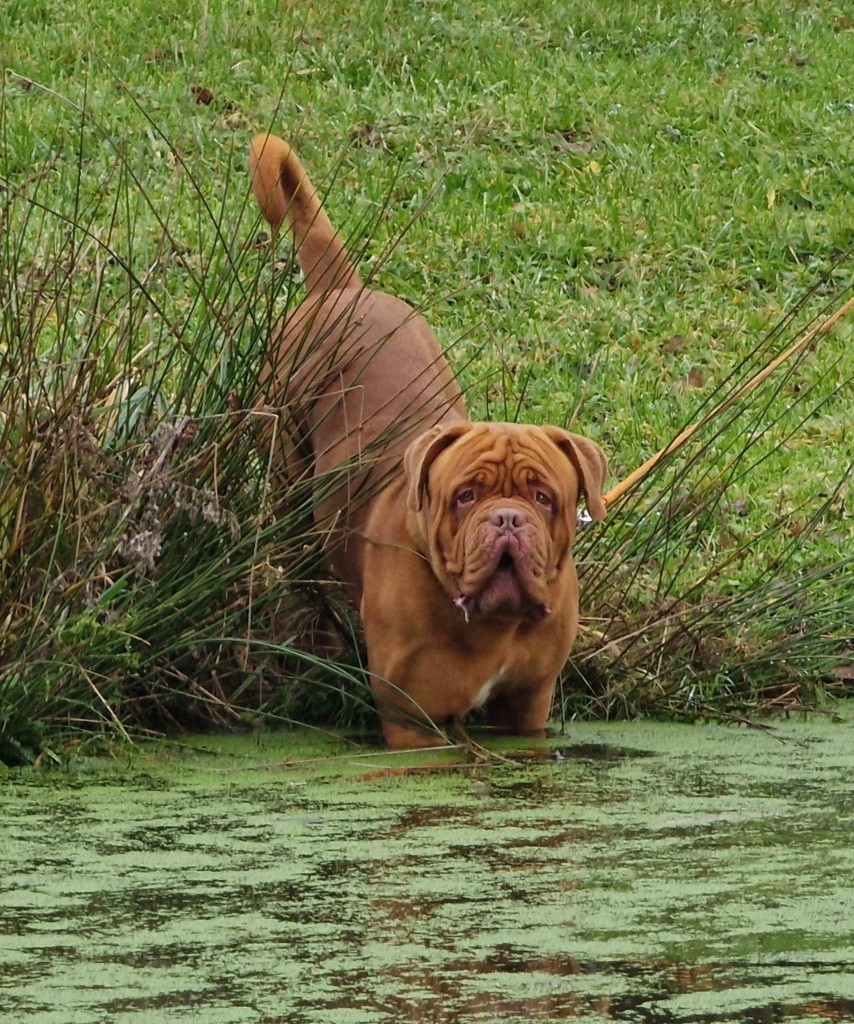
554 128 595 155
190 85 214 105
661 333 687 355
678 366 706 390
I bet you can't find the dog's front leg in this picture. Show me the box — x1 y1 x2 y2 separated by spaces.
485 680 556 737
368 656 463 749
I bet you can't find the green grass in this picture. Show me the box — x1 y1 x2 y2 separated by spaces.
4 0 850 490
0 0 851 758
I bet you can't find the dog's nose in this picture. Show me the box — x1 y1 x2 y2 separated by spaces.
490 507 527 533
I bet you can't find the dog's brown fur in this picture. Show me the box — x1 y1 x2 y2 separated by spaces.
250 132 607 747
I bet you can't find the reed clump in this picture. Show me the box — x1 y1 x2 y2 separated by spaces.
0 84 850 763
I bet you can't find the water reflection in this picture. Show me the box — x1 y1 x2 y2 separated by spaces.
2 716 852 1023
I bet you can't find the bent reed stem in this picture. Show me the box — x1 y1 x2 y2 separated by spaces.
602 295 854 507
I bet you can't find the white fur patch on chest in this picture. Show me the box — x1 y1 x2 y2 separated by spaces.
472 666 507 709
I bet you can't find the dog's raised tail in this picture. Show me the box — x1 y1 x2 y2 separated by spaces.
249 132 361 296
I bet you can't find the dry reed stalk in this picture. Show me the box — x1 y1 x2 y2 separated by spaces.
601 295 854 507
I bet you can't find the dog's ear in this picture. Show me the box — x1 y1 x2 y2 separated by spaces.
404 423 471 513
541 426 608 521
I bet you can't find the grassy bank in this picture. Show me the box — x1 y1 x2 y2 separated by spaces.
1 0 851 760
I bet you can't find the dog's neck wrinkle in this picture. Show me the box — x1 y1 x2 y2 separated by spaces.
404 505 431 559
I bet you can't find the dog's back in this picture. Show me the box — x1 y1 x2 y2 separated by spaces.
250 133 465 594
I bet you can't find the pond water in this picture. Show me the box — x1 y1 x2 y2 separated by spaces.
1 712 852 1023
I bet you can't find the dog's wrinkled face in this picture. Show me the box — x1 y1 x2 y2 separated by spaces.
405 422 607 622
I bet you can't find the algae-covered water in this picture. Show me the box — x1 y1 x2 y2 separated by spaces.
1 712 852 1024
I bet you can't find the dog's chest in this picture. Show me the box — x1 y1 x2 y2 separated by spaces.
472 658 526 707
468 627 556 707
472 671 505 709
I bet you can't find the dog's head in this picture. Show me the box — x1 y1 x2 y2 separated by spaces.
404 422 607 622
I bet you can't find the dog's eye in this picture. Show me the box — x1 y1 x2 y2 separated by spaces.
455 489 476 508
534 490 553 510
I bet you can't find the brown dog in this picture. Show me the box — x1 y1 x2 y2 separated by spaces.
250 132 607 748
